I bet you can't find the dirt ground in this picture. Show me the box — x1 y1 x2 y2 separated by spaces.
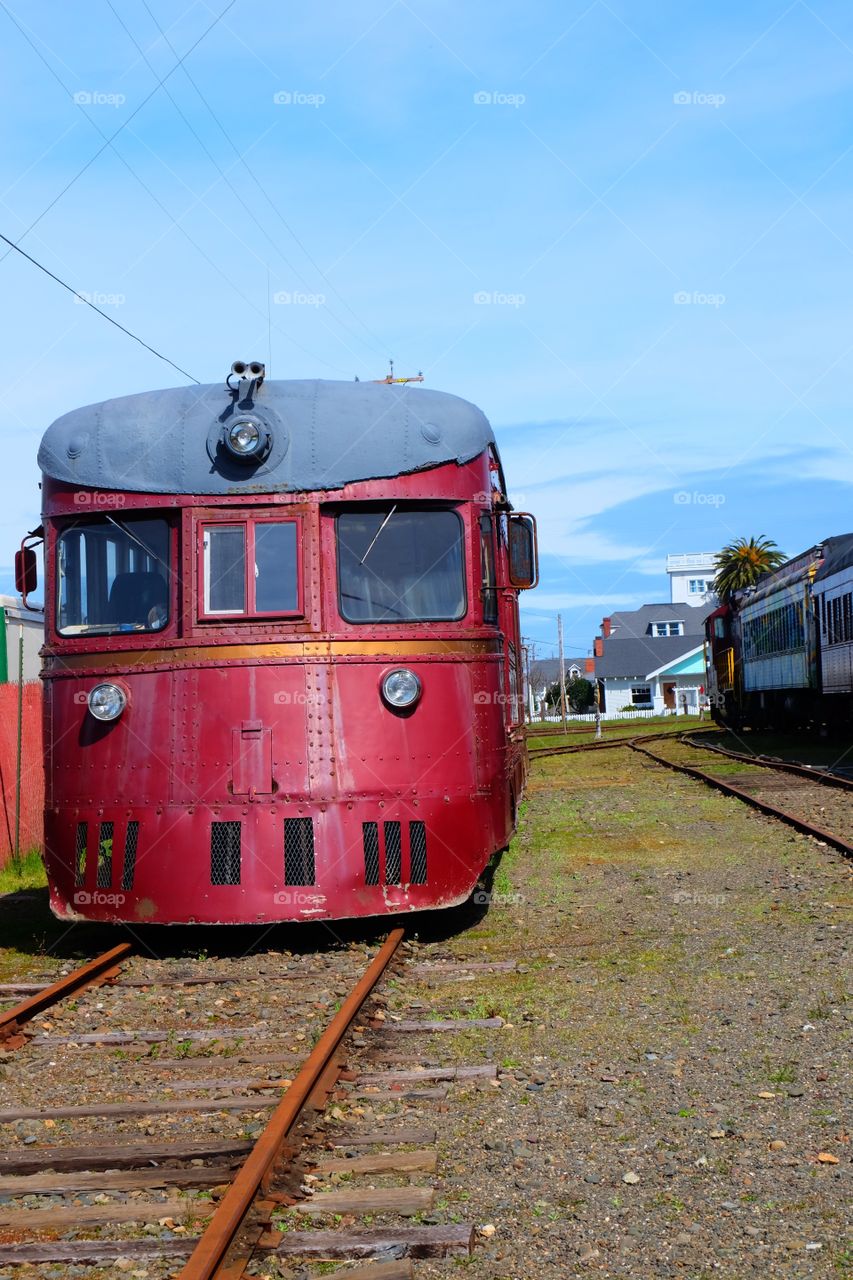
389 744 851 1280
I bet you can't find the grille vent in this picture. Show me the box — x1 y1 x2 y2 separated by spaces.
284 818 316 886
74 822 88 887
384 821 402 885
362 822 380 886
409 820 428 884
96 822 114 888
122 822 140 891
211 821 241 886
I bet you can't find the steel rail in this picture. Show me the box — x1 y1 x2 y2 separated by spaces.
680 731 853 791
629 738 853 857
0 943 133 1046
180 927 406 1280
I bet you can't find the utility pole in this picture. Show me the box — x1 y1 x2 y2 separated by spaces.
13 624 24 872
523 641 535 723
557 614 568 734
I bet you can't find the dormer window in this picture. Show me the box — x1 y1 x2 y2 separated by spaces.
651 620 684 637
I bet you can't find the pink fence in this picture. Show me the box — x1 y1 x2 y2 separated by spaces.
0 682 43 865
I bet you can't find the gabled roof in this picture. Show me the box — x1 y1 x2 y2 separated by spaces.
607 601 714 639
594 635 706 679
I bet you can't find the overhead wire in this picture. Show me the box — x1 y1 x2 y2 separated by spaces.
139 0 393 362
0 0 238 265
0 3 352 377
105 0 380 368
0 230 200 382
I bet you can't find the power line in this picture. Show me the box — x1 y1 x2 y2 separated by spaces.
0 230 200 382
106 0 372 369
0 0 237 265
139 0 392 361
0 4 352 378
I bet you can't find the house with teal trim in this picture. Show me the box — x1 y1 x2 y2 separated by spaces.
593 601 714 714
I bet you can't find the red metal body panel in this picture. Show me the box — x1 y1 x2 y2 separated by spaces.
39 453 529 924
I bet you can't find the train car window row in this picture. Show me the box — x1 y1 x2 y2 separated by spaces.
336 508 466 623
56 516 170 635
743 601 805 659
819 590 853 645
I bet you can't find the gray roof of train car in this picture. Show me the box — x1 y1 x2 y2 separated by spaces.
814 533 853 582
38 379 496 495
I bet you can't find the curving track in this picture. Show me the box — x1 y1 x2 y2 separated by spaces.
532 728 853 857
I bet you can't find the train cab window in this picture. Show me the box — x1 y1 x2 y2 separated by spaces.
337 508 466 622
57 516 170 635
201 519 299 618
480 515 498 624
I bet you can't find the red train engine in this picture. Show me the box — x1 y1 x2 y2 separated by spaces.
19 368 537 924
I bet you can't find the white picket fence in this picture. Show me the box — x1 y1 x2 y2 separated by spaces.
535 707 694 724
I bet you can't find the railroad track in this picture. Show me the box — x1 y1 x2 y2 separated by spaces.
533 730 853 857
0 934 509 1277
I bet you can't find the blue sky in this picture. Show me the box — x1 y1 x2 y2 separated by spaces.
1 0 852 660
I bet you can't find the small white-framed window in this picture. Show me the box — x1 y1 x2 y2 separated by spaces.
631 685 652 705
652 621 683 637
688 578 707 594
200 518 300 619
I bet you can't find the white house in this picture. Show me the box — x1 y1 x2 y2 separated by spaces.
594 602 715 715
666 552 717 607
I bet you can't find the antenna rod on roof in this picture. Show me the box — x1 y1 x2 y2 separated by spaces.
372 358 424 385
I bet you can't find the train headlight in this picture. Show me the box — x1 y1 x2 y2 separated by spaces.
87 683 127 722
223 416 271 463
381 668 422 710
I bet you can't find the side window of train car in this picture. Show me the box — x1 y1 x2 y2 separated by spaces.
480 514 498 624
200 518 301 618
336 508 466 623
57 516 171 635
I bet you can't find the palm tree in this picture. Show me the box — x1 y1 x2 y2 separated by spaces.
713 536 786 602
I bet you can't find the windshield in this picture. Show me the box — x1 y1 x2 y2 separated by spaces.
57 516 171 636
337 508 466 622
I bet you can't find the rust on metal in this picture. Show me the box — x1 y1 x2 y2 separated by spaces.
180 927 405 1280
0 943 133 1047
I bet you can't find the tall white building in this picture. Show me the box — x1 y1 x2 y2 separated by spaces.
666 553 716 607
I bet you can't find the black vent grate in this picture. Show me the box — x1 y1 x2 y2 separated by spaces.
363 822 380 886
74 822 87 887
384 821 401 885
284 818 315 886
122 821 139 891
409 821 428 884
96 822 114 889
211 821 241 886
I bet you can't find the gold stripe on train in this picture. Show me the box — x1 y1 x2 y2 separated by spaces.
44 637 503 673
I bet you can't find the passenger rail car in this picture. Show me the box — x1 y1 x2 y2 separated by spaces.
17 370 538 924
704 533 853 729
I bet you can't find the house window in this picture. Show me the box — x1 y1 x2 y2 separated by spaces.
688 578 707 594
631 685 652 705
652 621 684 637
200 518 300 618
